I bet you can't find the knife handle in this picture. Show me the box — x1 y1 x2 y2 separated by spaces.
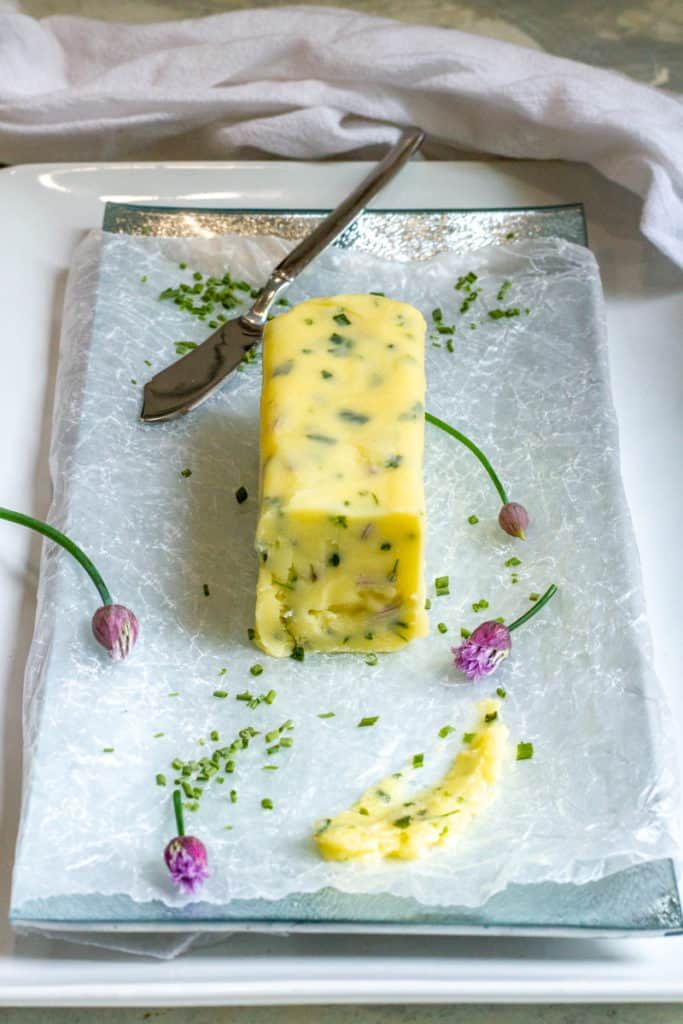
244 127 424 326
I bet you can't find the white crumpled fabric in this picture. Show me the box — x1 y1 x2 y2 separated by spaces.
11 230 679 927
0 8 682 267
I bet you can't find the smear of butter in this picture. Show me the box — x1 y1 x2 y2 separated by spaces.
314 699 508 862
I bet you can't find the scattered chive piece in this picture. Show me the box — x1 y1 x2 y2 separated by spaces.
393 816 412 829
261 798 274 810
235 486 248 504
462 732 475 744
333 312 351 326
485 711 498 723
250 664 264 677
210 730 219 742
203 583 210 597
291 644 305 661
496 687 507 698
505 556 522 567
529 592 540 602
432 308 443 323
213 690 228 698
358 716 379 728
280 737 293 748
103 747 114 753
156 773 167 786
144 359 152 367
230 789 238 803
130 378 137 385
264 690 276 704
517 742 534 761
168 691 180 697
437 622 448 634
438 725 455 738
179 261 187 269
369 291 385 296
174 341 198 356
140 275 148 283
412 753 424 769
425 598 432 610
468 514 479 525
365 653 378 666
180 468 192 478
434 575 450 597
318 712 335 719
505 231 515 240
153 732 164 739
263 765 278 771
460 627 471 639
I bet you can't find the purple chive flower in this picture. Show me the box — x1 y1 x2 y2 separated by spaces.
499 502 529 540
92 604 139 661
453 621 512 681
164 835 209 895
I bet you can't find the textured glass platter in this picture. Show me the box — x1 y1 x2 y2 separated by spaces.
10 202 681 941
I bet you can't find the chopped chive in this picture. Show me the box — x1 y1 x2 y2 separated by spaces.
203 583 210 597
263 765 278 771
102 747 114 753
485 711 498 723
432 308 443 323
468 514 479 525
438 725 455 738
437 622 448 634
168 691 180 697
462 732 475 744
156 773 167 786
529 592 540 602
179 261 187 269
291 644 305 661
250 664 264 677
496 687 507 698
153 732 164 739
318 712 335 719
516 741 534 760
236 691 253 701
393 816 412 829
425 598 432 610
333 312 351 326
365 653 378 666
434 575 450 597
412 753 424 769
327 553 341 567
261 798 274 809
280 737 293 748
210 730 219 742
180 468 192 478
213 690 228 698
358 716 379 728
235 486 248 504
230 789 238 803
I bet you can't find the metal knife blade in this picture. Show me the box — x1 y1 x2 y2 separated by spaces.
141 316 261 422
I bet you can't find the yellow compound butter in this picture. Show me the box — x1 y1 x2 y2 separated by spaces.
253 293 428 657
314 700 508 862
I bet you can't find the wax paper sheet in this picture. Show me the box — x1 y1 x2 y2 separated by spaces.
11 229 679 924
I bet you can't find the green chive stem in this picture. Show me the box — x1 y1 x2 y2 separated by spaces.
173 788 185 837
424 413 509 506
508 584 558 632
0 507 112 605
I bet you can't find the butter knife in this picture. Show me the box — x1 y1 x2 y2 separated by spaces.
141 128 424 422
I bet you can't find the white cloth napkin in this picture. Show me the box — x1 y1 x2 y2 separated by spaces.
1 7 682 266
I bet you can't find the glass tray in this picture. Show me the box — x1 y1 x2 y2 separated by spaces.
11 201 681 940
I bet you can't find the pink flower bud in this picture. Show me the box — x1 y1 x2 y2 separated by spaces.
499 502 529 540
164 835 209 894
452 621 512 681
91 604 139 661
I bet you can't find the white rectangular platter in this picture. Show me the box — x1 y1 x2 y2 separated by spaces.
0 159 681 1005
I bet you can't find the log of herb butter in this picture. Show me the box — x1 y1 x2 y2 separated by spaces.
253 293 428 657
